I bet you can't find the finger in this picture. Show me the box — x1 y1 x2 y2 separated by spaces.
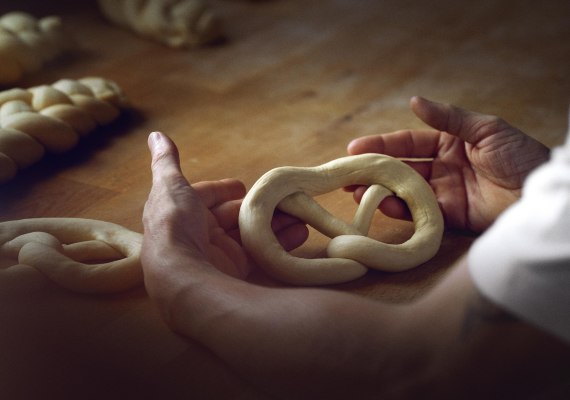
343 184 360 193
143 132 203 241
148 131 185 185
271 210 305 232
275 223 309 251
270 211 310 250
193 179 246 209
227 227 242 245
227 217 309 251
410 96 506 144
210 199 242 231
379 197 412 221
212 203 309 241
352 188 412 221
209 230 251 279
347 129 441 159
146 131 195 213
402 160 432 180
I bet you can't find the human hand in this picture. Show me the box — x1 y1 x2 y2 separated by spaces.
141 132 308 297
139 137 566 400
347 97 550 232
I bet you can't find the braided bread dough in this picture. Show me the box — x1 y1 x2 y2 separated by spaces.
0 77 128 184
0 218 143 293
0 11 71 85
98 0 222 48
239 154 445 285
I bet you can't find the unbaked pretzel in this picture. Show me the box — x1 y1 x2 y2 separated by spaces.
0 218 143 293
239 154 445 285
0 77 129 183
0 11 71 85
98 0 222 48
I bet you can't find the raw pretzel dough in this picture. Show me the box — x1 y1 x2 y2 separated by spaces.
98 0 222 48
239 154 445 285
0 77 129 184
0 218 143 293
0 11 71 85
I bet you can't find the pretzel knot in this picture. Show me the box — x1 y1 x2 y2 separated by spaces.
0 218 143 293
239 154 445 285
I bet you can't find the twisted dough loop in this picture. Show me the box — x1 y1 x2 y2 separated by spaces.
98 0 222 48
0 11 71 85
239 154 445 285
0 77 128 183
0 218 143 293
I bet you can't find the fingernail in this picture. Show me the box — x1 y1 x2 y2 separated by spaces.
411 95 425 104
149 132 168 155
149 131 162 147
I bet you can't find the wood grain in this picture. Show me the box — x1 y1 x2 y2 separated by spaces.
1 0 569 397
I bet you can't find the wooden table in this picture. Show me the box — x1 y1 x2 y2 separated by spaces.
1 0 569 398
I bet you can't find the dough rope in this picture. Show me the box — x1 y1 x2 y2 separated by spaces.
0 77 129 184
98 0 222 48
0 11 71 85
239 154 445 285
0 218 143 293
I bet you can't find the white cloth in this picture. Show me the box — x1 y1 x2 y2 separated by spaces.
468 123 570 344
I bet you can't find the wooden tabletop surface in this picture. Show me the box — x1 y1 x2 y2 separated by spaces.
1 0 569 398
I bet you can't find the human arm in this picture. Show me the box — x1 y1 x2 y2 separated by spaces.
347 96 550 231
141 132 569 399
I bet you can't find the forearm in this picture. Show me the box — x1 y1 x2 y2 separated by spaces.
415 259 570 399
143 244 570 399
143 246 431 399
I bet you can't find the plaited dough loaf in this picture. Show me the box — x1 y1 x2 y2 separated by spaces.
0 11 71 85
98 0 222 48
0 77 129 184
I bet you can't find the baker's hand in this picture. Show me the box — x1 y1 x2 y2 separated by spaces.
142 132 308 296
138 136 566 400
347 97 550 232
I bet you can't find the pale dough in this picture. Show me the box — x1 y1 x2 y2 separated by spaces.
239 154 445 285
0 77 129 184
0 11 71 85
0 218 143 294
98 0 222 48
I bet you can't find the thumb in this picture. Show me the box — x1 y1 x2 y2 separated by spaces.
148 131 183 184
410 96 502 144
